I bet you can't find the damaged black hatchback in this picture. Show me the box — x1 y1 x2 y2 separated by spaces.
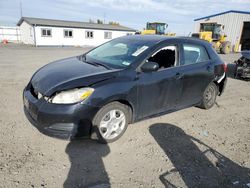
23 35 227 143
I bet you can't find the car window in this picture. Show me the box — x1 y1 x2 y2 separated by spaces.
147 45 177 70
183 44 210 65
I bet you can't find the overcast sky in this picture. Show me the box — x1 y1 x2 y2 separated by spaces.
0 0 250 35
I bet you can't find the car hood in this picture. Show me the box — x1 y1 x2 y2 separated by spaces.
31 56 118 96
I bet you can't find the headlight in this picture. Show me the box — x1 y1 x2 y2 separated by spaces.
51 87 94 104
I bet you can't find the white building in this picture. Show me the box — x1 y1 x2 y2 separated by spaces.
17 17 136 46
194 10 250 50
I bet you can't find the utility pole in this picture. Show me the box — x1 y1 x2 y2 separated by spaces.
20 1 23 17
103 13 106 24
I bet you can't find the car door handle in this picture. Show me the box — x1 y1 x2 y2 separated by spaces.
175 73 183 79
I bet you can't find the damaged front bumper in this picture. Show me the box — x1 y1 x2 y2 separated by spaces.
23 86 99 140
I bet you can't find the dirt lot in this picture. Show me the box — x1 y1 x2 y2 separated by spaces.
0 44 249 188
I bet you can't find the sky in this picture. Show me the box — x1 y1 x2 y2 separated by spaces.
0 0 250 35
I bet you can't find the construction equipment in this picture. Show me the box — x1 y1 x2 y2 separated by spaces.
138 22 176 36
192 23 231 54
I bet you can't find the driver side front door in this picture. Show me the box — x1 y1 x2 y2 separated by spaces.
136 44 183 119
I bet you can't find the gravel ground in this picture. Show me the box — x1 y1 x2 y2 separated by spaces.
0 44 249 188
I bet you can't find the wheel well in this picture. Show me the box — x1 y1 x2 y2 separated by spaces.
116 99 134 123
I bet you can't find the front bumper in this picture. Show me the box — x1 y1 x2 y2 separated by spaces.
23 87 99 140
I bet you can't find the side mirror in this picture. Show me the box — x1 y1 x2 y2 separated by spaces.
141 61 159 72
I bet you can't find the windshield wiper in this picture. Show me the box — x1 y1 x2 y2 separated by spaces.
85 60 111 70
91 61 111 70
79 55 111 70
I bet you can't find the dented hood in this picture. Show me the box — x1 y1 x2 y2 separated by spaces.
31 56 118 96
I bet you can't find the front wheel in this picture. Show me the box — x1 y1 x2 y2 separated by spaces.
91 102 131 143
198 82 218 109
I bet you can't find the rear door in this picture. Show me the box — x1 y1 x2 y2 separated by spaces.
177 43 214 107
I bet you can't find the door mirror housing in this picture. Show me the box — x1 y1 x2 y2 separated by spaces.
141 61 159 72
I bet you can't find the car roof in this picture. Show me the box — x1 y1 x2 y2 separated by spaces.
120 35 211 46
119 34 170 43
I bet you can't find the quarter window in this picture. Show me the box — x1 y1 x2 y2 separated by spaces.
85 31 94 38
41 28 52 37
183 44 210 65
64 30 73 38
104 32 112 39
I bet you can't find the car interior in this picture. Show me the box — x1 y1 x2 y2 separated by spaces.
148 46 176 69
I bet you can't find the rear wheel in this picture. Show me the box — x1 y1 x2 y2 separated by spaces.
199 82 218 109
91 102 131 143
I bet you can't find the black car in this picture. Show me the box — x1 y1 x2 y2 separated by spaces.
23 35 227 143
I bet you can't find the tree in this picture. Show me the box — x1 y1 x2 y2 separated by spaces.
97 19 103 24
108 21 120 25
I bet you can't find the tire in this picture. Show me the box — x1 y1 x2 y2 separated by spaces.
199 82 218 110
220 41 231 54
91 102 131 143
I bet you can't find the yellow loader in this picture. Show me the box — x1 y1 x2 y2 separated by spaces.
137 22 176 36
192 23 231 54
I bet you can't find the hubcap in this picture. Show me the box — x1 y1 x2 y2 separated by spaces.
99 109 126 140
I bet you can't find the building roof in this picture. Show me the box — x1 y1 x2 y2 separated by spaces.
17 17 136 32
194 10 250 21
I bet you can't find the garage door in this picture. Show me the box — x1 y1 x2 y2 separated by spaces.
241 22 250 50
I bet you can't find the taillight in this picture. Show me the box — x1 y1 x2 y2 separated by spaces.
223 63 227 72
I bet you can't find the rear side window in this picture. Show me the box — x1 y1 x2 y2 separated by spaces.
183 44 210 65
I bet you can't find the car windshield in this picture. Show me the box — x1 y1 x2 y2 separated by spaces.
85 37 154 68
